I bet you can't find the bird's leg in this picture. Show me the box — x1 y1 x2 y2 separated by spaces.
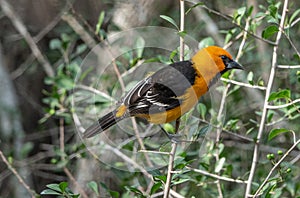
160 118 182 143
159 125 180 143
175 118 180 133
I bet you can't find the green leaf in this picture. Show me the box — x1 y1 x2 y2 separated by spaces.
177 30 187 38
233 6 246 24
268 4 278 19
262 25 279 39
96 11 105 35
268 128 290 141
87 181 99 196
163 123 175 133
40 189 61 195
246 6 254 17
154 175 167 183
150 183 162 195
214 157 226 173
198 37 215 49
135 37 145 58
268 89 291 101
59 181 68 192
57 77 75 90
49 39 62 50
108 190 120 198
46 183 61 192
76 44 87 54
247 71 254 85
185 2 204 14
125 186 144 196
289 9 300 25
172 178 190 185
197 103 207 119
160 15 179 30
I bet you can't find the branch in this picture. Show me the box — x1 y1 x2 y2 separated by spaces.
267 98 300 109
0 0 54 77
282 31 300 58
163 1 185 198
163 141 178 198
221 78 266 90
253 139 300 197
74 85 115 101
186 166 248 184
0 150 38 198
244 0 289 197
61 13 97 49
103 144 153 179
277 64 300 69
59 118 88 198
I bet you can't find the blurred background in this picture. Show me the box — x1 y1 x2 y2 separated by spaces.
0 0 299 197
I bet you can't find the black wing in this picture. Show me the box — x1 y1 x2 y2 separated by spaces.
123 61 196 115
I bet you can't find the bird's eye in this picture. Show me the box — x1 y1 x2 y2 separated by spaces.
220 55 227 60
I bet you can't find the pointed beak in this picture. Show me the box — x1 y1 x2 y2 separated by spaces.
227 60 244 70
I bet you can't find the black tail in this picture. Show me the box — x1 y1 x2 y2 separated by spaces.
83 110 124 138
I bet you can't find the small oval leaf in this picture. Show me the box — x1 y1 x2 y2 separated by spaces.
215 157 226 173
268 128 290 141
87 181 99 196
160 15 179 30
262 25 279 39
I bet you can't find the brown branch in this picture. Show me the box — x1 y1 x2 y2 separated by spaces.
64 167 89 198
59 118 89 198
61 13 97 49
0 0 54 77
0 150 38 198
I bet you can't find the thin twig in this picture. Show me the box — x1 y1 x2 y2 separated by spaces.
277 64 300 69
186 166 248 184
0 0 54 77
267 98 300 109
74 84 115 101
163 142 178 198
221 78 266 90
244 0 289 197
61 13 97 49
139 150 170 155
59 118 89 198
102 41 154 167
130 117 154 167
10 54 35 79
102 144 153 179
59 118 65 161
179 0 185 61
0 150 38 198
64 167 89 198
282 31 300 58
163 1 185 197
33 10 65 43
253 139 300 197
215 15 250 198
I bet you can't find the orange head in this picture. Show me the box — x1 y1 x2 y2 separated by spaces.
191 46 243 86
203 46 243 73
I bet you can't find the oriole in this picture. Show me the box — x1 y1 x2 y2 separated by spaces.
83 46 243 138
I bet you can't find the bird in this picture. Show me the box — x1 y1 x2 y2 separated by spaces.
83 46 243 138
